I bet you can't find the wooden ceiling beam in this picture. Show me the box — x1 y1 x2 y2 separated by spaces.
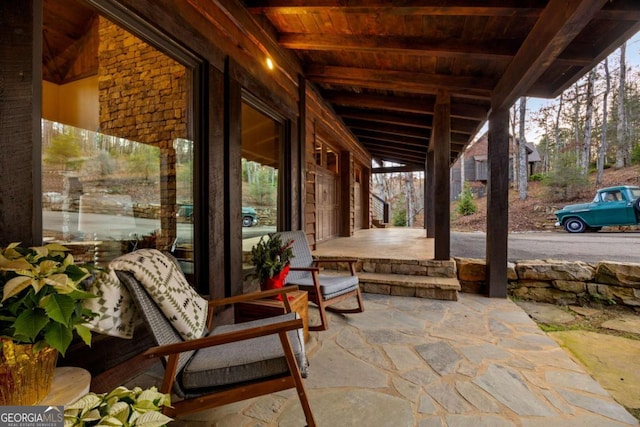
372 165 425 174
335 107 432 128
324 91 435 114
363 138 465 155
345 119 430 138
451 135 470 146
367 148 426 164
356 132 429 148
306 65 493 100
249 0 637 20
600 0 640 21
546 20 640 97
451 118 482 135
323 91 488 120
491 0 608 111
363 140 427 156
246 0 545 17
374 158 424 169
279 33 517 61
345 118 470 145
368 148 459 168
282 33 597 67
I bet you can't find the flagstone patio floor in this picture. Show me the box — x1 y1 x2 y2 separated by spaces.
126 292 639 427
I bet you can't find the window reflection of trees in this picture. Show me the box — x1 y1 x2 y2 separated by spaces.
41 7 193 273
241 102 282 233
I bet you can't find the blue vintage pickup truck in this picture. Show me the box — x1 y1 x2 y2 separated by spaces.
555 185 640 233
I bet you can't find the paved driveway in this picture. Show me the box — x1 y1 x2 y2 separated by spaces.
452 231 640 263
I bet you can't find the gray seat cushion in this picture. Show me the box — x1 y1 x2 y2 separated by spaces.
181 313 307 390
287 274 359 300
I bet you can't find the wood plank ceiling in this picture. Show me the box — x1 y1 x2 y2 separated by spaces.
244 0 640 171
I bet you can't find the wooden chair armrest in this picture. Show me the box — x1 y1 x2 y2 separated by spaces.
289 266 320 272
314 258 358 264
208 286 300 308
204 286 300 329
143 317 304 358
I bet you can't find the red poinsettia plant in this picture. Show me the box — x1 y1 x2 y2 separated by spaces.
250 234 294 286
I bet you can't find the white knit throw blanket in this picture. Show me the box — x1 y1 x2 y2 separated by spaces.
84 249 208 340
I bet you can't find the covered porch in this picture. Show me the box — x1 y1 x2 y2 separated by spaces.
244 227 461 301
127 291 638 426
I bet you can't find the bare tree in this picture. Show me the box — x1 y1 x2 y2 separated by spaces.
554 93 564 160
597 58 611 185
404 172 414 226
518 97 528 199
571 83 582 168
615 42 628 168
581 69 596 174
510 104 518 188
532 103 558 173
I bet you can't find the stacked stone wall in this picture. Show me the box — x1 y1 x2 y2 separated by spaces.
456 258 640 308
97 18 187 248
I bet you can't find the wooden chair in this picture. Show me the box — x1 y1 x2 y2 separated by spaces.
114 252 315 426
275 230 364 331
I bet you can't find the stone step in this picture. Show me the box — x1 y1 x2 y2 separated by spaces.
315 256 457 279
358 271 460 301
320 269 460 301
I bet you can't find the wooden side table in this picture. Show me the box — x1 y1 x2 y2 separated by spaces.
40 367 91 406
235 290 309 342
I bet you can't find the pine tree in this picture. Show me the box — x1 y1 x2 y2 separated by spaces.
456 182 477 216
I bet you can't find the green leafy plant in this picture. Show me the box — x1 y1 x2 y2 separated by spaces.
250 234 294 284
0 243 97 355
392 208 407 226
456 182 477 216
631 144 640 165
529 173 548 182
544 151 589 202
64 386 172 427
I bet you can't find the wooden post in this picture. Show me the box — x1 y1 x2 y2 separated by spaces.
425 151 435 238
0 0 42 246
340 150 353 236
362 167 371 229
226 58 243 298
207 65 226 299
433 91 450 260
486 108 510 297
296 74 306 231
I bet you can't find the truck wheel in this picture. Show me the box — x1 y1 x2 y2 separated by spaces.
564 218 587 233
634 197 640 213
242 216 254 227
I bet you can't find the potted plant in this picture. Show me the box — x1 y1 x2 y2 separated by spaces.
64 385 172 427
250 234 294 294
0 242 97 405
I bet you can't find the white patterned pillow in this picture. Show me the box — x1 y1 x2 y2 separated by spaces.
85 249 208 341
